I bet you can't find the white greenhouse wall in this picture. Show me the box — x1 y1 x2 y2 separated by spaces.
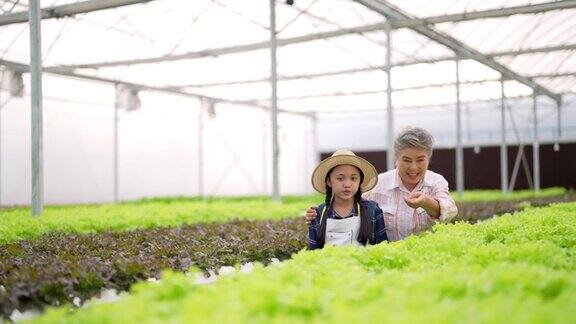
0 75 316 206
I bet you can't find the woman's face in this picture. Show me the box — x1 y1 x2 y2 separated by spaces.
396 148 430 190
326 164 361 202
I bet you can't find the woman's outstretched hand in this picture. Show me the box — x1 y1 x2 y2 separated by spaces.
404 192 427 209
404 192 440 218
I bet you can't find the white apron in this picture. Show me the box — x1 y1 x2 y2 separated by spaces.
325 216 362 247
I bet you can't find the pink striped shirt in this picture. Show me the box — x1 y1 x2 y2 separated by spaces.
363 169 458 242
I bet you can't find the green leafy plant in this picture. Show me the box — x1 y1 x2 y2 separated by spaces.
30 202 576 323
0 219 307 317
0 189 568 245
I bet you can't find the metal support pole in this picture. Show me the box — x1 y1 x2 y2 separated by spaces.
198 103 204 197
113 92 119 203
311 112 319 167
262 118 268 194
532 92 540 192
385 22 394 171
0 70 3 208
270 0 280 201
310 112 321 193
455 59 464 197
0 71 2 208
557 99 562 139
466 104 471 141
30 0 43 215
500 79 508 194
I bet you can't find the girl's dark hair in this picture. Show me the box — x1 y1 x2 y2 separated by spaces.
316 166 372 248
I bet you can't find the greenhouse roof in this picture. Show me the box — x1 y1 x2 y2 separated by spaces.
1 0 576 113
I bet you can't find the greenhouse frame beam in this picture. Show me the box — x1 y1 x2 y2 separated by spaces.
235 72 576 103
183 72 576 94
173 44 576 89
0 0 153 26
353 0 562 105
390 0 576 29
312 91 573 114
54 23 389 69
391 72 576 92
0 59 310 117
486 43 576 57
395 71 576 90
394 44 576 66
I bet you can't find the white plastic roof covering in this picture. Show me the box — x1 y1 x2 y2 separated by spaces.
1 0 576 113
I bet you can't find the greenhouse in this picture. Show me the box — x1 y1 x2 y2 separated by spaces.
0 0 575 323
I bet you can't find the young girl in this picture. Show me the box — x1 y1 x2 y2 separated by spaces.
308 149 387 249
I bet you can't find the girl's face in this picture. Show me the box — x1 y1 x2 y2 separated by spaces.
396 148 430 191
326 164 361 202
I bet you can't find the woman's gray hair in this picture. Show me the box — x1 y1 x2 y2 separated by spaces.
394 126 434 157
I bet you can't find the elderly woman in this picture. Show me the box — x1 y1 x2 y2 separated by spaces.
306 126 458 242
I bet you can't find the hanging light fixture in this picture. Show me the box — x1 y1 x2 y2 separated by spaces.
201 97 216 119
2 70 24 97
115 84 141 112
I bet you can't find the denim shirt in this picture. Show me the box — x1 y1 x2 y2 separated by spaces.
308 199 387 250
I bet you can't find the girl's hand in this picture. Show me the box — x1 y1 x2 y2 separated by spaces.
305 207 317 224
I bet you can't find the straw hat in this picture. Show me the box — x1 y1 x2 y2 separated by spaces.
311 149 378 194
